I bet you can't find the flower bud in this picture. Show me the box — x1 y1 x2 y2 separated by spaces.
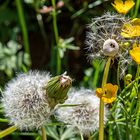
125 74 132 85
103 39 119 57
125 74 132 81
45 72 72 108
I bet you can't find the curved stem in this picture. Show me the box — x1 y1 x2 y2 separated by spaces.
99 57 111 140
0 126 17 138
15 0 30 55
41 126 47 140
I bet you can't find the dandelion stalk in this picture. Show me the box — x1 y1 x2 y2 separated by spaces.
99 57 111 140
41 126 47 140
0 126 17 138
51 0 61 74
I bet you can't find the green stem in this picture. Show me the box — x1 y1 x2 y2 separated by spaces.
101 58 111 87
135 65 140 127
136 98 140 125
0 118 9 123
130 116 135 140
133 0 140 18
99 57 111 140
109 118 126 124
109 124 113 140
125 116 129 140
15 0 30 55
51 0 61 74
115 123 122 140
41 126 47 140
0 126 17 138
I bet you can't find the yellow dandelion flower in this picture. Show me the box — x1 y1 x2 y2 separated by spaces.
96 83 118 103
130 44 140 64
112 0 135 14
121 18 140 38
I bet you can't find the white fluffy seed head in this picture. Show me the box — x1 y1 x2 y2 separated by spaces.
56 89 108 135
103 39 119 57
2 71 51 130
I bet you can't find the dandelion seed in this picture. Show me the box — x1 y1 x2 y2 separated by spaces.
56 89 108 135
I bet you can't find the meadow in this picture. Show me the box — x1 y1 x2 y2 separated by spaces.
0 0 140 140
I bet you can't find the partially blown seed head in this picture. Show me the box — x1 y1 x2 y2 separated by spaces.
86 12 127 59
85 12 135 78
55 89 108 135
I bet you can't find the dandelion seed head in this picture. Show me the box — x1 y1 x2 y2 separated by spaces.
86 12 127 59
56 89 108 135
85 12 137 78
2 71 51 130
